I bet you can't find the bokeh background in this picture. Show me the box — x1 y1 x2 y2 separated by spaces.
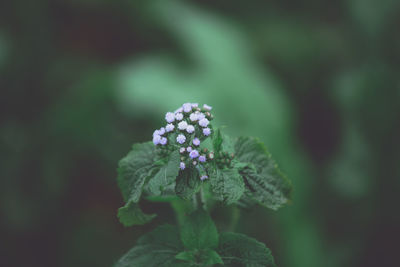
1 0 399 266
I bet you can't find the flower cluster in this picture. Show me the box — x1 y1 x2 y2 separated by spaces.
152 103 215 180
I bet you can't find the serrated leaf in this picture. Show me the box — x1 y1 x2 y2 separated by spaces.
117 201 156 226
117 142 158 203
235 137 292 210
175 168 201 200
209 168 245 205
114 224 190 267
180 209 219 250
218 232 276 267
148 150 180 195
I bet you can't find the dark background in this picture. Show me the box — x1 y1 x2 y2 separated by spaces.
1 0 399 266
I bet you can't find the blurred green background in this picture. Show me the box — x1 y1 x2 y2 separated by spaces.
1 0 399 266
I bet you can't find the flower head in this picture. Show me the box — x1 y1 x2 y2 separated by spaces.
203 104 212 111
186 125 195 134
193 138 200 146
197 113 206 120
180 147 186 153
166 123 175 132
203 127 211 136
199 118 209 127
180 162 185 170
208 152 214 159
189 149 199 159
178 121 188 130
165 112 175 123
176 134 186 144
160 137 167 145
159 127 166 135
200 175 208 181
182 103 192 113
153 135 161 145
186 146 193 153
189 113 198 121
191 103 199 108
175 113 183 121
199 155 206 162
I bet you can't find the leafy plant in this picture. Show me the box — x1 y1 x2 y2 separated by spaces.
114 103 292 266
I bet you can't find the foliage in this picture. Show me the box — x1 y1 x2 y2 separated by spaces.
114 210 276 267
114 103 291 266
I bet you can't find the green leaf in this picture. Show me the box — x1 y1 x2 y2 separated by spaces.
218 232 276 267
176 249 223 266
117 142 158 203
213 128 223 153
209 168 245 205
180 209 219 250
201 249 223 265
148 150 180 195
114 224 190 267
175 168 201 200
235 137 292 210
117 201 156 226
175 251 196 262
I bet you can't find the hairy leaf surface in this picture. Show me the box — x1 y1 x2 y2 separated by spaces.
235 137 291 210
117 142 158 203
180 209 219 250
218 232 276 267
210 168 245 204
148 150 180 195
175 168 201 200
117 202 156 227
114 225 189 267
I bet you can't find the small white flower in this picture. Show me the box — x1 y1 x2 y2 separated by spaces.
192 161 197 166
189 150 199 159
180 162 185 170
175 107 183 113
203 128 211 136
178 121 188 130
208 152 214 159
200 175 208 181
153 135 161 145
153 130 161 137
199 118 209 127
159 127 166 135
186 125 195 133
175 113 184 121
160 137 167 145
182 103 192 113
199 155 206 162
166 124 175 132
187 146 193 152
203 104 212 111
197 113 206 120
191 103 199 108
189 113 198 121
165 112 175 123
180 147 186 153
193 138 200 146
176 134 186 144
